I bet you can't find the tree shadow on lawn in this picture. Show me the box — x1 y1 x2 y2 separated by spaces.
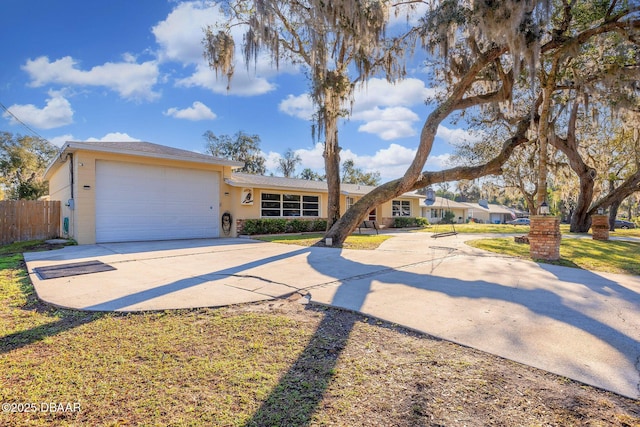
243 306 357 427
244 247 640 425
0 263 102 355
23 240 639 423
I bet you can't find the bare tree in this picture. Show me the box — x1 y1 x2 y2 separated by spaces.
277 148 301 178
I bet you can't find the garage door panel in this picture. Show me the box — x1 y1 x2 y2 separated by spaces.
96 161 219 242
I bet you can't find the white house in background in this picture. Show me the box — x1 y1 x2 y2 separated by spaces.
464 200 517 224
421 196 471 224
420 197 521 224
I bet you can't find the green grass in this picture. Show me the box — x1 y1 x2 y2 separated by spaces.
608 227 640 238
422 223 532 234
467 237 640 275
0 243 319 426
254 233 392 249
425 221 640 239
1 240 637 426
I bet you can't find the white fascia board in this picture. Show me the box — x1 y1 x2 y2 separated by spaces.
64 141 244 167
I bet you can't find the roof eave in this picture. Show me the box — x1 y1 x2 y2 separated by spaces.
224 178 328 193
64 141 244 167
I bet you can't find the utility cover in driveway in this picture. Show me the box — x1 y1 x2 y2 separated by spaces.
35 260 117 280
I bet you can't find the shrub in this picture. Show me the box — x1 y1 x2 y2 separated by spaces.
308 219 328 232
415 217 430 227
286 219 308 233
441 210 456 224
392 217 429 228
240 218 327 235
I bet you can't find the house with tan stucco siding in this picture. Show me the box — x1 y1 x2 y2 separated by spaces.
45 140 423 244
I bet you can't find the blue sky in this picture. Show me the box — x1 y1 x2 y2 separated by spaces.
0 0 474 182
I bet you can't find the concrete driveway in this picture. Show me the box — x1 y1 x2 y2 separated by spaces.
23 233 640 399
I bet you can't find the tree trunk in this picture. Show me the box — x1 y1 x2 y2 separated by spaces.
609 201 620 231
321 76 343 231
570 175 595 232
548 101 597 233
587 172 640 218
324 97 530 246
322 45 511 246
324 124 341 230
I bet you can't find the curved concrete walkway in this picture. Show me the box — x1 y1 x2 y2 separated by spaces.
23 232 640 399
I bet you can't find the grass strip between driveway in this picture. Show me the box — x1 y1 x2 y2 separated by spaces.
255 233 392 249
0 241 638 426
467 237 640 275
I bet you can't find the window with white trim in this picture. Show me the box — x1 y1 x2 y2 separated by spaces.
346 196 355 210
261 193 320 217
392 200 411 217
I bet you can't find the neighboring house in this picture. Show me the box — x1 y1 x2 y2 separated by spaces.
421 196 470 224
45 141 423 244
465 201 516 224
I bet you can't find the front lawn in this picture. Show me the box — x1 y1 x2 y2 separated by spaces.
1 241 637 426
255 233 392 250
423 222 533 234
467 237 640 275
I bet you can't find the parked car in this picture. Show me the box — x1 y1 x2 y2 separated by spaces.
507 218 530 225
614 219 636 229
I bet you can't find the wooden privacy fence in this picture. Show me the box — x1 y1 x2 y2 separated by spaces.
0 200 61 245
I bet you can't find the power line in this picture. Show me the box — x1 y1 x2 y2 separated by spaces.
0 100 49 141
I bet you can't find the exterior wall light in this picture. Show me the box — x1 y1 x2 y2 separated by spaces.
539 201 550 215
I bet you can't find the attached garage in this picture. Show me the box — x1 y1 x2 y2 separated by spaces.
95 161 220 242
44 140 243 245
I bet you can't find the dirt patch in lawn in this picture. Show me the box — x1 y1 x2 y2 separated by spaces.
225 297 639 426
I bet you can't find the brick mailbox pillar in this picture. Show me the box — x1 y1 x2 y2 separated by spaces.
529 216 561 261
591 215 610 241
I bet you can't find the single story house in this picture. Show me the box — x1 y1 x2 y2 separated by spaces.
421 196 471 224
45 140 423 244
465 201 516 224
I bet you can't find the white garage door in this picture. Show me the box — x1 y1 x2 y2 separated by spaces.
96 160 219 243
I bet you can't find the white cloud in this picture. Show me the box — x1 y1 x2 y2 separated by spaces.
425 153 453 169
84 132 141 142
263 150 283 172
266 141 454 181
281 142 412 181
352 78 434 112
348 143 419 179
152 1 220 65
22 56 160 101
3 91 73 129
278 78 434 140
48 134 74 147
355 106 419 140
294 143 326 169
176 64 275 96
154 1 295 96
278 94 314 120
436 125 481 146
164 101 217 121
